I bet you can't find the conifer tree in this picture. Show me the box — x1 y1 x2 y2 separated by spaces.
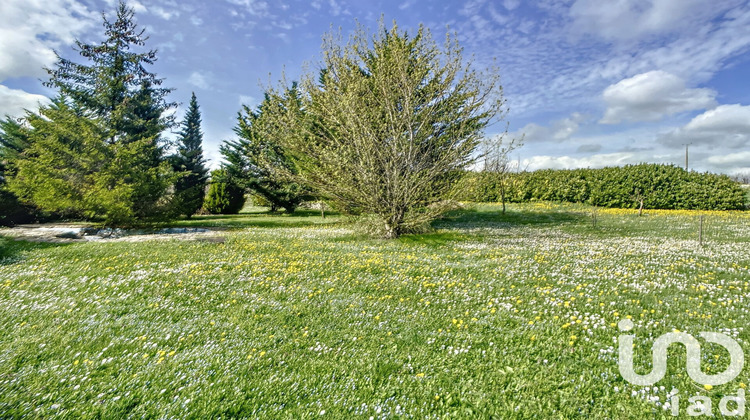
221 88 311 213
45 2 174 144
172 92 209 218
7 1 175 223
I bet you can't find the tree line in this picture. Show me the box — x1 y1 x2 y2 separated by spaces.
1 2 506 238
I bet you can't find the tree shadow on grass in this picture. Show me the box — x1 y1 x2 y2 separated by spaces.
398 230 471 246
0 236 73 265
434 206 589 231
396 206 589 246
164 209 342 230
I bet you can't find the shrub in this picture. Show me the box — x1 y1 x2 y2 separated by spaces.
203 170 246 214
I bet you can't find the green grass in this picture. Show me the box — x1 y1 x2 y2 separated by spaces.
1 203 749 418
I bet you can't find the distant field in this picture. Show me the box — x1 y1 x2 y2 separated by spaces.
1 203 749 418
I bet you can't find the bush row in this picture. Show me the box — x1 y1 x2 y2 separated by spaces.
454 164 747 210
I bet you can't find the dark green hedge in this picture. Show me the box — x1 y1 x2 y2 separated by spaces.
455 164 747 210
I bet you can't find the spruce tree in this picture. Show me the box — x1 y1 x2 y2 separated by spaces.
45 2 174 143
172 92 209 218
8 1 175 223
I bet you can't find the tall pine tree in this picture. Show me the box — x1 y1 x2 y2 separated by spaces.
8 1 175 224
45 2 174 143
172 92 208 218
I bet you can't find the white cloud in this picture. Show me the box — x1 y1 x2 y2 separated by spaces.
487 4 510 25
569 0 733 43
707 151 750 166
328 0 343 16
488 2 750 120
225 0 269 16
684 104 750 133
523 152 640 171
0 84 50 118
150 5 180 20
238 95 255 106
0 0 97 82
515 113 588 143
503 0 520 11
600 71 716 124
126 0 147 14
187 72 210 90
398 1 414 11
659 104 750 149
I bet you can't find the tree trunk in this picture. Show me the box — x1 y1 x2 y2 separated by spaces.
500 181 506 214
383 223 399 239
383 212 404 239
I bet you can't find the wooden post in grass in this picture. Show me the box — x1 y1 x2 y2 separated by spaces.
699 215 704 246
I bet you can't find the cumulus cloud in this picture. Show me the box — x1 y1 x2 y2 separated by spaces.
659 104 750 148
498 3 750 118
600 71 716 124
0 85 50 118
0 0 97 82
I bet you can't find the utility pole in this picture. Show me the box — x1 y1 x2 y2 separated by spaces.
683 143 691 171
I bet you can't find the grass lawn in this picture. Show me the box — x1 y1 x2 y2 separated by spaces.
1 203 749 418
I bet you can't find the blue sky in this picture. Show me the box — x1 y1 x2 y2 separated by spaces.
1 0 749 174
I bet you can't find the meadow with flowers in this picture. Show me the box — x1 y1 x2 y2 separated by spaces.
1 203 749 418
